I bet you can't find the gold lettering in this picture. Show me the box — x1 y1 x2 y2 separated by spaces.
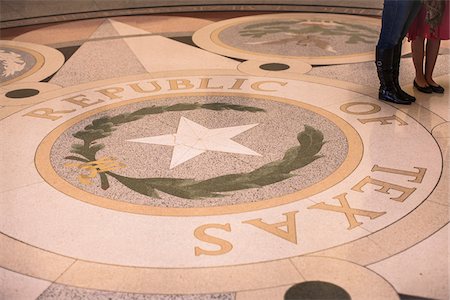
169 79 194 90
358 115 408 126
352 176 416 202
308 193 385 230
62 94 103 108
199 78 224 89
340 102 381 115
23 108 76 121
251 80 287 92
129 81 162 93
243 211 299 244
96 87 124 100
194 223 233 256
372 165 426 183
229 78 247 90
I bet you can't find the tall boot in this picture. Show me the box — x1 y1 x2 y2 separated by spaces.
392 43 416 102
375 47 411 105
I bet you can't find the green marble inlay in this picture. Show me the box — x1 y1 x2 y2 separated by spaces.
260 63 290 71
5 88 40 98
284 281 351 300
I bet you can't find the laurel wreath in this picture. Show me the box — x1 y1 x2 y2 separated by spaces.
65 102 324 199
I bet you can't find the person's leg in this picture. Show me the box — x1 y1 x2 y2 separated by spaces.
377 0 403 50
411 36 428 87
425 38 443 91
377 0 421 49
376 0 421 104
391 1 422 100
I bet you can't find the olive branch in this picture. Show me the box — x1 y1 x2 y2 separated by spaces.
65 102 325 200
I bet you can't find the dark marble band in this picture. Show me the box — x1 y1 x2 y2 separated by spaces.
1 3 382 29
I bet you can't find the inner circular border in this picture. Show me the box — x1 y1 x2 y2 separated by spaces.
36 91 363 216
193 13 384 65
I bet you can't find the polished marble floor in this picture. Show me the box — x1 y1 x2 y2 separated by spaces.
0 9 449 300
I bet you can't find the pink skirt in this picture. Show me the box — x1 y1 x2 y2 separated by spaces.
408 1 450 40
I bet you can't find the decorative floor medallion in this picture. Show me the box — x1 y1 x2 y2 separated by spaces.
0 12 448 297
0 40 64 86
193 13 383 65
0 72 443 278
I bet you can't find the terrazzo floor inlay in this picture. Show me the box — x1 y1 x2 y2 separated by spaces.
0 9 448 300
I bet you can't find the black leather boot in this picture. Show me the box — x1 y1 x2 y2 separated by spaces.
393 43 416 102
375 47 411 105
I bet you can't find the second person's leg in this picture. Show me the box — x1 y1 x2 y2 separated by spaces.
411 36 432 93
425 38 444 92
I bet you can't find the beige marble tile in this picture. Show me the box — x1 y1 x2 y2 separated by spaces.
57 259 303 294
110 20 239 72
367 200 449 256
14 19 105 46
299 74 380 99
0 103 71 192
111 15 214 35
0 105 27 120
274 77 368 107
441 40 450 49
0 267 52 300
0 233 74 281
308 237 391 266
423 122 449 207
1 181 208 268
432 122 450 138
388 101 446 132
368 225 449 300
400 74 449 121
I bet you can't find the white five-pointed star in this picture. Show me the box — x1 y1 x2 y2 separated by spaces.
127 117 261 169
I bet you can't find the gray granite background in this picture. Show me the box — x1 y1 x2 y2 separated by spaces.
38 283 235 300
49 21 147 87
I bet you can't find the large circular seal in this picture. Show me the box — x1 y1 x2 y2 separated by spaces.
36 91 363 216
0 73 445 294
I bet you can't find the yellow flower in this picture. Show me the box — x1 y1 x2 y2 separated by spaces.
65 157 126 185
